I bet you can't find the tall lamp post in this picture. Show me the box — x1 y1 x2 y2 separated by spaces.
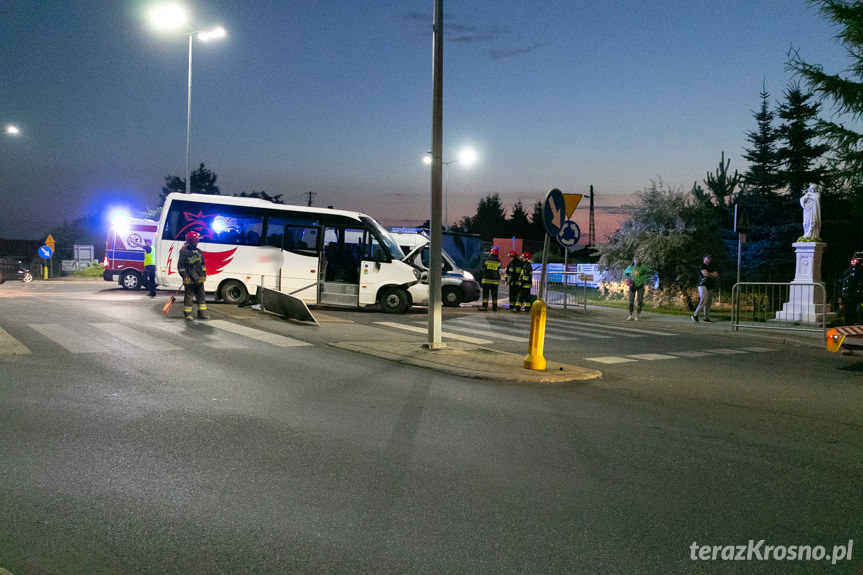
424 148 476 229
149 4 225 194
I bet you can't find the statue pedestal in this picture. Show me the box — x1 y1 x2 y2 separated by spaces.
775 242 835 324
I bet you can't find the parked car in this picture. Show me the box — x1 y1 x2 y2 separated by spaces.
391 231 481 307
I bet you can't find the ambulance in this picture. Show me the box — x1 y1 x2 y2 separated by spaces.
102 215 158 290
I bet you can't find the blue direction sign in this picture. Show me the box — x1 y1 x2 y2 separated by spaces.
38 245 53 259
557 220 581 249
542 188 565 237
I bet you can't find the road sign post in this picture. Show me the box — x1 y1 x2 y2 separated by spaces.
39 245 54 279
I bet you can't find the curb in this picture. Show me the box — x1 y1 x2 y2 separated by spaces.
331 341 603 384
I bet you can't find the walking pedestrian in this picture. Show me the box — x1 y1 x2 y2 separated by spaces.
505 250 522 310
178 231 209 321
691 254 718 323
143 239 156 297
480 246 501 311
512 252 533 312
624 256 651 321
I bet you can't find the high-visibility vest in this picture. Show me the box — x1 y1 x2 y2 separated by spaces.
144 246 155 266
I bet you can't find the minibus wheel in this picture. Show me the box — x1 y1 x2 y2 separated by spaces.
220 279 249 305
442 286 462 307
380 286 410 314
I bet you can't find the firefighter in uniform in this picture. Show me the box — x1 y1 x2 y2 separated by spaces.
178 231 209 320
513 252 533 312
505 250 522 310
480 246 501 311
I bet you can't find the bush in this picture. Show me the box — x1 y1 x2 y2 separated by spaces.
73 262 105 278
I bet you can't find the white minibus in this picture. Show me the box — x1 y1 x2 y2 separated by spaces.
155 193 426 313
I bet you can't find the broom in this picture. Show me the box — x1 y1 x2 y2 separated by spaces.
162 285 185 314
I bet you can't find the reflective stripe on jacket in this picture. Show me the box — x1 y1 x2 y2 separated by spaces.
143 246 155 267
482 256 501 285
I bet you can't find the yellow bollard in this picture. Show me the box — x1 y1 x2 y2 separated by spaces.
523 299 547 370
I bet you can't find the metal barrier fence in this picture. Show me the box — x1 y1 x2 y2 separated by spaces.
731 282 828 335
532 270 592 312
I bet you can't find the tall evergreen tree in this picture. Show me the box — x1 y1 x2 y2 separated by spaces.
741 88 784 199
788 0 863 184
467 193 507 241
507 200 532 239
159 163 221 205
776 82 829 201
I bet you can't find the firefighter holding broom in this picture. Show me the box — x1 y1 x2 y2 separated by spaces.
178 231 209 321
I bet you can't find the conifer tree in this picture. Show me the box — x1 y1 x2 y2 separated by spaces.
788 0 863 183
741 88 783 199
776 82 829 201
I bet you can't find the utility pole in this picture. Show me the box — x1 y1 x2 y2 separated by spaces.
588 185 595 248
307 191 315 207
426 0 444 349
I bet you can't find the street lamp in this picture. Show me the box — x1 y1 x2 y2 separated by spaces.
424 148 476 228
4 125 20 135
148 4 225 194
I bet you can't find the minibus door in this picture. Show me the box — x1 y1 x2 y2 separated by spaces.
319 226 362 307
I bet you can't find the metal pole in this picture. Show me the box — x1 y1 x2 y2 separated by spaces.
185 32 193 194
426 0 444 348
563 248 568 310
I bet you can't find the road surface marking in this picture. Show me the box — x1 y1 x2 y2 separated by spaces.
544 317 676 336
626 353 678 361
208 320 312 347
703 348 748 355
375 322 492 345
29 324 104 353
150 321 249 349
441 323 529 343
446 317 605 340
91 323 183 351
584 356 638 364
668 351 714 357
0 327 31 355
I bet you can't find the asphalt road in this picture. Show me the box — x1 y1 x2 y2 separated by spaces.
0 280 860 574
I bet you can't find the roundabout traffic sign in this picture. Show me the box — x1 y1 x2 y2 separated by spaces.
557 220 581 249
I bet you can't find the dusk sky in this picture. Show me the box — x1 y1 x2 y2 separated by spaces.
0 1 853 242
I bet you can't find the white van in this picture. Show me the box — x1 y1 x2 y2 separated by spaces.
156 193 427 313
391 230 481 307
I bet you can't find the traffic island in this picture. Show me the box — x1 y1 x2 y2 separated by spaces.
330 340 602 384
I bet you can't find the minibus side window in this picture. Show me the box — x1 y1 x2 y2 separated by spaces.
283 225 319 256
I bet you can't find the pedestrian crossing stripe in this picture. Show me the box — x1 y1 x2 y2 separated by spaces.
374 322 492 345
150 321 250 349
0 326 31 355
584 347 778 364
2 321 310 355
206 320 311 347
442 323 528 343
30 324 105 353
445 317 602 340
543 317 677 337
91 322 182 351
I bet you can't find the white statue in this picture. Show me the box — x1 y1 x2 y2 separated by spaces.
800 184 821 239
